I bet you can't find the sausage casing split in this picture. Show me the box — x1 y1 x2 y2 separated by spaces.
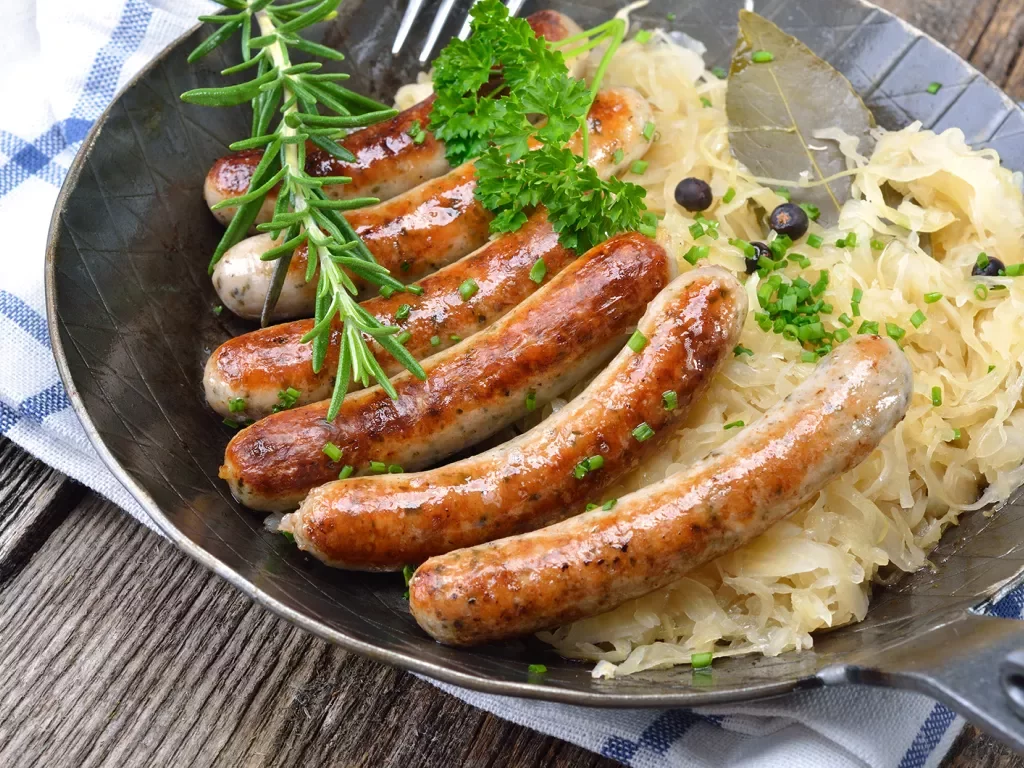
204 209 575 419
211 87 654 320
281 267 747 570
203 10 585 226
409 334 914 646
220 232 672 512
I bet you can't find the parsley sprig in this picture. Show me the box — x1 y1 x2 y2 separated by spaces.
182 0 425 421
430 0 648 253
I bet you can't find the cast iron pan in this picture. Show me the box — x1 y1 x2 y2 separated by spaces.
45 0 1024 750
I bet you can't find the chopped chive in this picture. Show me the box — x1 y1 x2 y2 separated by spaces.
949 428 961 442
931 386 943 407
379 285 395 299
228 397 247 413
723 187 736 203
613 148 625 164
527 664 547 675
587 455 604 471
223 418 240 429
851 302 861 317
833 327 851 343
395 303 411 321
728 237 756 258
388 464 403 474
634 29 653 44
845 232 857 248
586 503 598 511
776 187 791 201
322 442 343 462
395 330 412 345
820 302 833 314
281 530 295 543
924 292 943 303
663 390 678 410
525 389 537 412
806 234 823 249
724 420 745 429
529 257 547 284
836 238 846 248
639 211 659 238
602 498 618 510
734 345 754 357
975 284 989 301
798 202 820 221
926 81 942 95
642 121 656 141
852 288 864 303
691 652 713 669
700 96 712 108
627 330 648 353
630 160 648 175
273 386 301 412
689 221 705 239
793 254 811 268
977 252 990 270
683 245 710 265
459 278 479 301
212 304 224 316
838 313 854 327
449 334 462 342
752 50 774 63
870 239 885 250
1005 264 1024 277
857 320 879 335
886 322 906 341
338 465 354 480
429 335 440 346
370 460 387 473
632 422 655 442
800 350 817 363
402 564 414 587
988 364 996 373
711 65 727 79
797 322 825 341
910 309 927 328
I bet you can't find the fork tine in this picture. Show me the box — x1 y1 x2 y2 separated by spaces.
504 0 526 18
392 0 427 55
456 0 483 41
458 0 524 43
419 0 459 62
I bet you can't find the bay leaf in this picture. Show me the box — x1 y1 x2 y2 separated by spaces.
726 10 875 227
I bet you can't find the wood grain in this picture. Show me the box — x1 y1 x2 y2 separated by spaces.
4 1 1024 766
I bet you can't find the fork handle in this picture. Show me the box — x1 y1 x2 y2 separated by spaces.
819 611 1024 751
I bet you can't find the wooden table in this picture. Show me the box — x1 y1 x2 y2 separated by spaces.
3 1 1024 765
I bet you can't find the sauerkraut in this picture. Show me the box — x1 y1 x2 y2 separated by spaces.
397 30 1024 678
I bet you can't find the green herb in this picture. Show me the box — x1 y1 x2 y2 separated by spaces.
1005 264 1024 277
700 96 712 108
321 441 343 462
407 119 427 144
586 503 598 511
370 460 387 473
429 335 441 346
338 465 354 480
807 234 823 249
627 330 648 353
395 304 411 321
798 202 820 221
776 187 791 201
667 12 677 21
910 309 927 328
975 284 989 301
527 663 547 675
832 327 851 343
663 390 678 410
182 0 424 423
838 313 853 327
924 292 943 303
734 345 754 357
280 530 295 543
857 320 879 335
683 245 710 265
870 239 884 250
711 65 727 79
630 160 649 175
223 418 241 429
950 428 961 442
379 285 395 299
613 148 625 164
851 302 861 317
977 252 990 270
525 389 537 412
845 232 857 248
689 221 706 239
886 322 906 341
212 304 224 316
228 397 247 413
449 334 462 342
752 50 774 63
273 386 301 413
691 652 713 669
722 187 736 203
638 211 659 238
388 464 403 473
728 237 756 258
643 120 656 141
459 278 479 301
852 288 864 303
602 498 617 510
526 257 548 285
989 365 996 373
927 81 942 95
801 350 816 363
931 386 943 407
395 330 412 345
632 422 655 442
724 420 745 429
634 29 653 44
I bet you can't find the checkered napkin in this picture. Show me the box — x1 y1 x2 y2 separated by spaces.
2 2 1021 765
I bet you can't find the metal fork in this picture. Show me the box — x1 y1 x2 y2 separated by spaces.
392 0 527 63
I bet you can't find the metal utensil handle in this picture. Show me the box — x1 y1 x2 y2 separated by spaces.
819 612 1024 751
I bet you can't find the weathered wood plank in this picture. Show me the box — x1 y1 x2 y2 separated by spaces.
0 491 617 768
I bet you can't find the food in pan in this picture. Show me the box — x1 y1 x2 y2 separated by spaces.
187 0 1024 676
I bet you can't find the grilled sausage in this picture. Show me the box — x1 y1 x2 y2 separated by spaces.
204 10 585 226
409 334 914 646
211 87 654 320
204 209 574 419
281 267 747 570
220 232 672 512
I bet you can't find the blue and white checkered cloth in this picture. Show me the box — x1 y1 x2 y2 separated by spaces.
2 2 1021 765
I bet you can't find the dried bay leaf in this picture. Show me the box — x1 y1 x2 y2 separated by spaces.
726 11 875 227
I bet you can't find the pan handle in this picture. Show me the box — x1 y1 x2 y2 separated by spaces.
818 611 1024 752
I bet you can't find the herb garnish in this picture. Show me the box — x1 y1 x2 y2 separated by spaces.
430 0 648 252
183 0 426 422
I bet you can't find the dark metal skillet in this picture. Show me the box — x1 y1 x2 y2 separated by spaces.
44 0 1024 751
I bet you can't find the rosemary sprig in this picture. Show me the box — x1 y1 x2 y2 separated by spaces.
182 0 425 421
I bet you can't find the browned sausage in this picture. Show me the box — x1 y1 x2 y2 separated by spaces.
281 267 747 570
211 87 654 320
204 209 575 419
203 10 585 226
220 232 672 512
409 335 914 646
